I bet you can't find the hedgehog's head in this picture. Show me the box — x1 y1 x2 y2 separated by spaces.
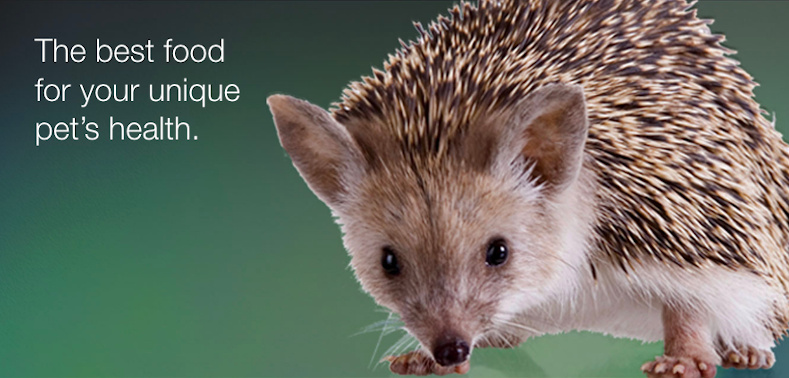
268 83 592 367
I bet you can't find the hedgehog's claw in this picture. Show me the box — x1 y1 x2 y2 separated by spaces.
720 346 774 369
385 350 470 376
641 355 716 378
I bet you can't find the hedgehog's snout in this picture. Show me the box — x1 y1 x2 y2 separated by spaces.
432 335 470 366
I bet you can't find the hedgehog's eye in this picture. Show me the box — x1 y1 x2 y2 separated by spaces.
485 238 508 266
382 246 401 276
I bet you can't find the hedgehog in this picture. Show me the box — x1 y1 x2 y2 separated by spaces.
266 0 789 377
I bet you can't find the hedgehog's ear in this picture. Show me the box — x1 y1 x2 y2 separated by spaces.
267 94 364 208
493 83 588 194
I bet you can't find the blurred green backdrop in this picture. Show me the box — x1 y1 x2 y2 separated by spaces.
0 1 787 377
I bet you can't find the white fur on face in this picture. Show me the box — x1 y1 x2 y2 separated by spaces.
336 157 578 351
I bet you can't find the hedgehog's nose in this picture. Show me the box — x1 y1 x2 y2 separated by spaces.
433 338 470 366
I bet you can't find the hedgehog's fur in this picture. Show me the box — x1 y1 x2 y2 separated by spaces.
332 0 789 339
269 0 789 375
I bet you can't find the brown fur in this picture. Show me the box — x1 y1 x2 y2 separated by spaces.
331 0 789 337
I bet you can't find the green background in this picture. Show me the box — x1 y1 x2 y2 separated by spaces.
1 1 787 377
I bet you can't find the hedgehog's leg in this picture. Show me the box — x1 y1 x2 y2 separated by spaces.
641 305 720 378
385 349 470 376
717 342 775 370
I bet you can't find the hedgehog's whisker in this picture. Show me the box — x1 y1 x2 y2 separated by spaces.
353 314 403 337
493 330 516 349
490 316 541 334
369 311 395 367
380 332 418 365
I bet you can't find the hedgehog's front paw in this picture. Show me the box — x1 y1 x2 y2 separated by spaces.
720 346 774 369
641 355 716 378
385 349 470 376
